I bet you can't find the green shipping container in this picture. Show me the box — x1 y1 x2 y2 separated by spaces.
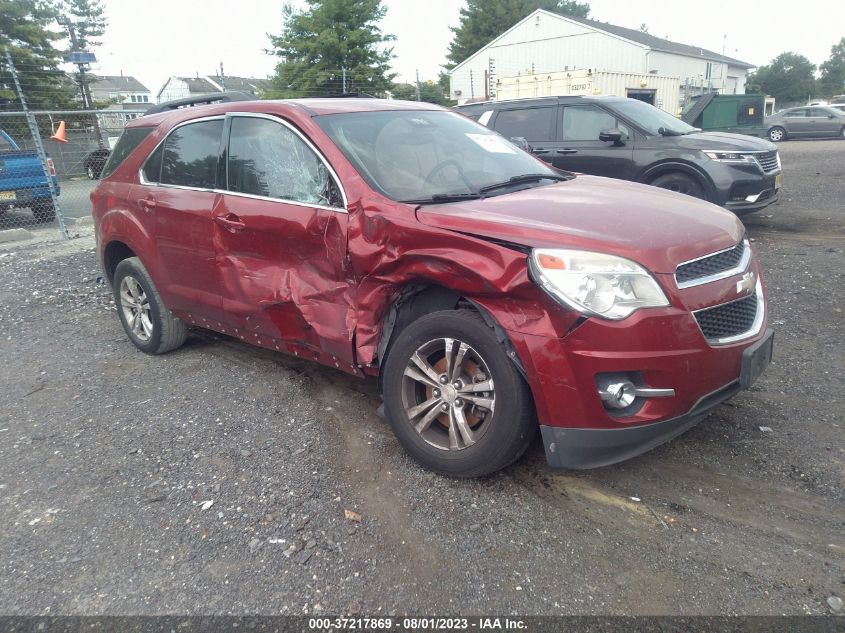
681 93 768 137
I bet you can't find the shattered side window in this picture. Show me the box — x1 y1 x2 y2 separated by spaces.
226 116 343 208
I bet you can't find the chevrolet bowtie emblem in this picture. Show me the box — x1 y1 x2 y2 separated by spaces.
736 271 756 294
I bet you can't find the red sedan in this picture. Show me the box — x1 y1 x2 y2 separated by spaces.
91 98 773 477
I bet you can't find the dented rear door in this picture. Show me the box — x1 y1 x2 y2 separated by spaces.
212 113 354 364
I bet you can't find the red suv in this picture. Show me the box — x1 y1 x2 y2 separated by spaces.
92 98 773 477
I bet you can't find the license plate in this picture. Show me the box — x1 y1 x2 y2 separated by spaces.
740 329 774 388
0 191 15 201
775 173 782 189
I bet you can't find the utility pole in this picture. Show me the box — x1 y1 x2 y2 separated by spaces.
415 69 421 101
487 57 496 100
4 49 69 239
57 16 104 148
342 67 347 93
219 60 226 91
469 69 474 99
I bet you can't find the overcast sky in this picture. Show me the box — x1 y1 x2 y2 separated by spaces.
88 0 842 98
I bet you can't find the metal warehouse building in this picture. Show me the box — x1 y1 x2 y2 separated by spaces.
448 9 754 105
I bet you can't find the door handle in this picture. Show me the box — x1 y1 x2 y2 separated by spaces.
214 212 246 232
138 197 156 212
556 149 578 155
532 148 550 155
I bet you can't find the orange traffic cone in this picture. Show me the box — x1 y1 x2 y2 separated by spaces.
50 120 68 143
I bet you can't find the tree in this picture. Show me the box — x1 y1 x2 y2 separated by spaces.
446 0 590 68
390 79 450 105
58 0 107 50
266 0 395 98
0 0 75 109
818 38 845 98
747 52 816 103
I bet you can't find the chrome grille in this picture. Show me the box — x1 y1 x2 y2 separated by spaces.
676 240 747 286
755 150 780 173
694 293 758 343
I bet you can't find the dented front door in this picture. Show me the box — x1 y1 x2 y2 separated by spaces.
212 113 354 364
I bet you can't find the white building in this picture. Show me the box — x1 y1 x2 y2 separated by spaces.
448 10 754 104
157 75 271 103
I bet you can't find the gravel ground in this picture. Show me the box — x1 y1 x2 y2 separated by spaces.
0 140 842 616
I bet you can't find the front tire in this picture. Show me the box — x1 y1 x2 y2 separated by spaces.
382 310 535 477
113 257 187 354
649 172 705 199
768 126 786 142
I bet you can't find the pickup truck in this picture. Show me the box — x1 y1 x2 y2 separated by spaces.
0 130 59 223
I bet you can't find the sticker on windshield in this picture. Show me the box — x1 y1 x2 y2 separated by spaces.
465 133 516 154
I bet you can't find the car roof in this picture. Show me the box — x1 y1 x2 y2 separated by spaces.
127 98 447 129
457 95 629 110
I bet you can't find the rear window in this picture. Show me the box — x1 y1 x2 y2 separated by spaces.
100 127 154 179
492 107 555 142
160 120 223 189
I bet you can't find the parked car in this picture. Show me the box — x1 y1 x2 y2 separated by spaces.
829 103 845 114
83 148 111 179
765 106 845 142
458 96 782 214
0 130 59 223
92 98 773 477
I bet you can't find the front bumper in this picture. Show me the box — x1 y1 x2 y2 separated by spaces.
540 380 742 469
711 163 781 213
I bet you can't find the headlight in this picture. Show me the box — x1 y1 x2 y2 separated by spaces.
529 249 669 320
703 150 754 163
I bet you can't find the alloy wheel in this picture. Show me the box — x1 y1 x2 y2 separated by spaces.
400 338 495 451
119 275 153 341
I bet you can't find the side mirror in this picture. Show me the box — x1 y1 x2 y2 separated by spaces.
599 128 624 145
510 136 531 151
829 114 836 119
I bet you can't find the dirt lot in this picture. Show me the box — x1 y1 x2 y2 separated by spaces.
0 140 842 616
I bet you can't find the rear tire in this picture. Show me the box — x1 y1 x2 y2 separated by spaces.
32 200 56 223
768 126 786 142
382 310 535 477
649 172 705 199
113 257 188 355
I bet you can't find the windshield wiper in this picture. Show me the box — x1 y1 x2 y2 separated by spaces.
478 173 569 195
401 192 483 205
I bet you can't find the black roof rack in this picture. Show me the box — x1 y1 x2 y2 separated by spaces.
143 91 255 116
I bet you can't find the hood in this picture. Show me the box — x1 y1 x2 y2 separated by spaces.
669 131 776 152
416 176 744 274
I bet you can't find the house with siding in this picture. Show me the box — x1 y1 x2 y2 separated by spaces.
88 74 153 106
156 75 271 103
448 10 754 104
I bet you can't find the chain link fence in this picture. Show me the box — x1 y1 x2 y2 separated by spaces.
1 52 146 239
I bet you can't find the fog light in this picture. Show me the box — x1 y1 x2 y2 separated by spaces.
598 380 637 410
596 373 676 412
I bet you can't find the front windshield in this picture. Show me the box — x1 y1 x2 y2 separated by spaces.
613 99 696 136
315 109 558 202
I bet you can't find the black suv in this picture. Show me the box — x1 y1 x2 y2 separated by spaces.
458 96 782 214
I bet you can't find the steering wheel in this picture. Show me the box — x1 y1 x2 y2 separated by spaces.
424 159 474 191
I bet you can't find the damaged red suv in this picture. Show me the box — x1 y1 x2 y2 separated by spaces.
92 98 773 477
